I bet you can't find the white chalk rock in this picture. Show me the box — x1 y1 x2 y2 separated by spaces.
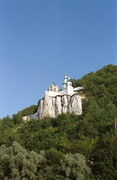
37 94 84 119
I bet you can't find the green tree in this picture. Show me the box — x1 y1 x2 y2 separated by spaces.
60 153 91 180
0 142 45 180
92 134 117 180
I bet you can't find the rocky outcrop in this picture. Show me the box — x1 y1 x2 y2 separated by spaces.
22 74 85 121
37 94 84 119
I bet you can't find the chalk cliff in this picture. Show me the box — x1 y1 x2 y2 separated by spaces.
22 75 84 121
37 94 84 119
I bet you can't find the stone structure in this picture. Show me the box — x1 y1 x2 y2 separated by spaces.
23 75 84 121
22 112 38 121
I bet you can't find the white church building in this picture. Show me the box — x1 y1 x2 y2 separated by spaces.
45 75 84 97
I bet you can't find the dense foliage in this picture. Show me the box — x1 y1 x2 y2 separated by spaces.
0 64 117 180
20 105 38 116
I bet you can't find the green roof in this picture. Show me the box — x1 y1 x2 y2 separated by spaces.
52 82 56 86
67 79 72 82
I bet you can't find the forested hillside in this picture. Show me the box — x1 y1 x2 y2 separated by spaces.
0 64 117 180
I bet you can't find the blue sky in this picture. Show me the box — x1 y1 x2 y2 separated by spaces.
0 0 117 118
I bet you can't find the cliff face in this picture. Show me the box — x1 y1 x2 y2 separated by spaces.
22 74 85 121
38 94 84 119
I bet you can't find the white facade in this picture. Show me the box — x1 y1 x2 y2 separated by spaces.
23 112 38 121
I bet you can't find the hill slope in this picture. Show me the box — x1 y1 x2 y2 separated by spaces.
0 64 117 180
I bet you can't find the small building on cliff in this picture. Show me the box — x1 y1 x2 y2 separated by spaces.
23 75 84 121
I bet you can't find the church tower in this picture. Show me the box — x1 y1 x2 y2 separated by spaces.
67 76 72 86
62 75 68 90
66 76 73 95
